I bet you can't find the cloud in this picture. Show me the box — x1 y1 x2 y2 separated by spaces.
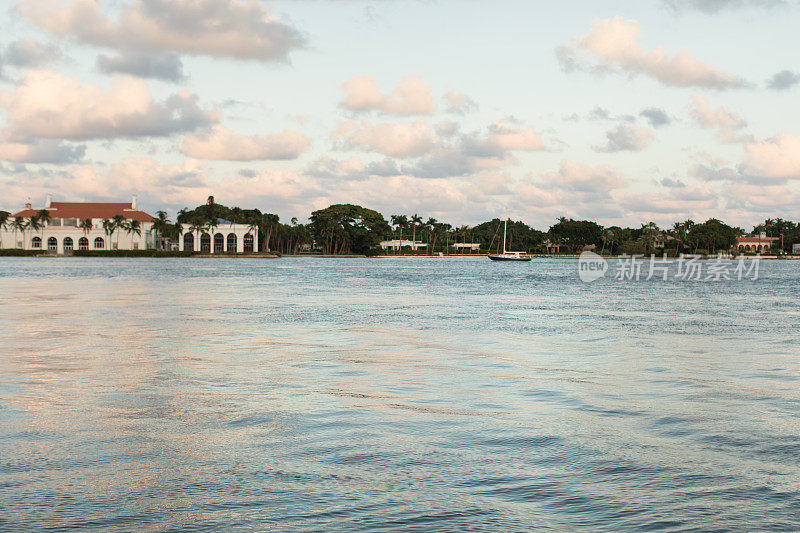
542 160 628 193
305 156 401 181
340 75 435 115
663 0 784 13
17 0 304 62
595 124 655 152
660 177 686 187
0 139 85 163
0 69 217 140
443 90 477 114
97 51 186 82
461 120 546 154
767 70 800 90
180 125 311 160
640 107 671 128
687 95 747 142
742 132 800 179
556 16 745 89
2 38 63 67
333 119 437 157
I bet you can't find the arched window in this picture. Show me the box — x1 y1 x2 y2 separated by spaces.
244 233 254 252
31 236 42 249
78 237 89 250
183 233 194 252
94 237 105 249
214 233 224 253
63 237 73 252
47 237 57 252
227 233 237 253
200 233 211 252
738 245 744 251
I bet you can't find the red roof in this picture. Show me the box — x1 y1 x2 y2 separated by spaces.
13 202 154 222
737 236 777 243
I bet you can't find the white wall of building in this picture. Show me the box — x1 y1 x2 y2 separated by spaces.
0 220 153 253
177 224 257 253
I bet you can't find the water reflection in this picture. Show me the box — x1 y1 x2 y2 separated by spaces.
1 257 799 531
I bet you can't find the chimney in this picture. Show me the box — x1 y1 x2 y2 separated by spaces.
131 194 138 210
25 202 31 209
45 193 52 209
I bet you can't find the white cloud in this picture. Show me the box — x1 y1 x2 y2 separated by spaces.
556 16 744 89
180 125 311 160
340 75 435 115
0 139 85 163
333 119 437 158
17 0 304 62
742 132 800 179
595 124 655 152
443 90 477 114
542 160 628 193
0 69 217 140
466 120 546 153
687 95 745 129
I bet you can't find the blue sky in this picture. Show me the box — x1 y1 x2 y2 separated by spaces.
1 0 799 230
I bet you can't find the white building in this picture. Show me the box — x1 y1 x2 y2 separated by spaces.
452 243 481 250
177 220 257 253
1 195 155 253
379 239 427 250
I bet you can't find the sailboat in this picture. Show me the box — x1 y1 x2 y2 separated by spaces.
488 218 531 261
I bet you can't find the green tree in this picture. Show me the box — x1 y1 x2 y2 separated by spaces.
311 204 390 254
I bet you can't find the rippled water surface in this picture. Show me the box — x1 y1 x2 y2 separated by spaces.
1 256 799 531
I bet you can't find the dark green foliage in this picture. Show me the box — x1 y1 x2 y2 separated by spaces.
310 204 391 254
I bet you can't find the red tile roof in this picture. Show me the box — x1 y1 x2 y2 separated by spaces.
12 202 154 222
737 236 777 243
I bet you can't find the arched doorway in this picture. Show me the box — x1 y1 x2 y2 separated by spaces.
63 237 73 253
227 233 237 253
78 237 89 250
244 233 254 252
94 237 105 249
183 233 194 252
31 236 41 249
200 233 211 252
214 233 224 253
47 237 57 252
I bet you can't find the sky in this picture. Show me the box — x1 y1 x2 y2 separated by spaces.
0 0 799 231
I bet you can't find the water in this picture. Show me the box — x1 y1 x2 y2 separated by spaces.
1 256 799 531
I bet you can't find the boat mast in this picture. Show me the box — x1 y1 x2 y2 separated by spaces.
503 218 507 254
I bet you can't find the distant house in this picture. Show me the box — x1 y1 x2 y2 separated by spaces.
737 231 778 253
178 219 257 253
792 243 800 254
1 194 155 253
379 239 427 250
452 243 480 250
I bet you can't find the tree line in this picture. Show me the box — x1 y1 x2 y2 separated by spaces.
4 198 799 255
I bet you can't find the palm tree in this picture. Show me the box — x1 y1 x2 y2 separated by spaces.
410 214 423 252
188 221 206 252
426 217 437 254
27 216 41 248
12 217 27 248
111 215 125 249
101 218 115 250
0 211 8 248
390 215 408 254
122 219 141 247
153 211 169 250
79 218 93 236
